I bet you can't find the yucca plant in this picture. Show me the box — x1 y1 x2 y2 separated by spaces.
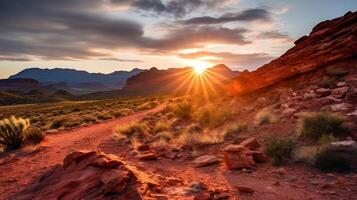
0 116 30 150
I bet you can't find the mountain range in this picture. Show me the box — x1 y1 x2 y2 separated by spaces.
9 68 144 91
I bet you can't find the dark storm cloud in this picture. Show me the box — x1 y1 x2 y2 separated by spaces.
0 0 252 61
178 51 274 69
182 8 271 24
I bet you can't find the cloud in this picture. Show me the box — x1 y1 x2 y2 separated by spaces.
0 56 32 62
141 26 250 51
178 51 274 70
182 8 271 24
131 0 228 17
98 58 143 62
257 31 293 41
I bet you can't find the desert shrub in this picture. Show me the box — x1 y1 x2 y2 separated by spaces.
50 118 66 129
63 119 81 128
298 112 348 141
255 109 278 125
81 115 97 123
25 127 45 144
172 102 194 120
318 134 337 145
264 136 295 165
176 130 223 150
223 123 247 139
153 120 171 134
314 148 350 172
195 105 232 127
0 116 30 150
317 76 336 88
117 122 148 141
96 112 112 120
326 68 349 77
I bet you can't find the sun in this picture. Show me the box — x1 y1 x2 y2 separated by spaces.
193 65 207 75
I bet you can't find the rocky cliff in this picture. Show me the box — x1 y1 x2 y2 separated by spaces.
226 11 357 95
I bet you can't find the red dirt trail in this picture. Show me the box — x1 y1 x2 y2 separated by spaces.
0 106 163 200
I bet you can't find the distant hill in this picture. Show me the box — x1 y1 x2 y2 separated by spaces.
9 68 144 91
0 78 40 88
123 64 240 95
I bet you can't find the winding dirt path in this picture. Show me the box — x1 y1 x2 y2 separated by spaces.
0 106 163 200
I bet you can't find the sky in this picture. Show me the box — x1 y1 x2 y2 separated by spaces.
0 0 356 78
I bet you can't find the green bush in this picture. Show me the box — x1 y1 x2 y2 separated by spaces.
299 112 348 141
224 123 247 139
25 127 45 144
264 136 295 165
0 116 30 150
314 148 350 172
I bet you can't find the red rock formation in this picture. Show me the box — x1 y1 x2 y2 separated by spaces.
13 151 159 200
227 11 357 95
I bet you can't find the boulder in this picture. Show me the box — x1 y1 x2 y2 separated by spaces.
239 137 261 150
330 103 352 112
14 151 159 200
331 86 349 98
222 145 255 169
328 141 357 152
193 155 219 167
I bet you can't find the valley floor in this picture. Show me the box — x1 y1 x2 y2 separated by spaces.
0 105 356 200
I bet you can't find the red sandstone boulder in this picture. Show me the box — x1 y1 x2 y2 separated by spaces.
222 145 256 169
239 137 261 150
13 151 160 200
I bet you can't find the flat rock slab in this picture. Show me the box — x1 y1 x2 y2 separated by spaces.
193 155 219 167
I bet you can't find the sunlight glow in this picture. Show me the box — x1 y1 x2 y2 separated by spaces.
193 65 207 75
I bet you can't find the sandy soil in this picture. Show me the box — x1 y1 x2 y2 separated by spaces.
0 105 356 200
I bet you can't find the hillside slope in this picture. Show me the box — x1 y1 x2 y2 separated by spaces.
227 11 357 95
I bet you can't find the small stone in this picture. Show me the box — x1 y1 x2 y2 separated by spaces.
251 151 269 163
137 144 150 152
236 186 255 194
337 82 346 87
331 86 349 98
330 103 352 112
138 152 157 160
193 155 219 167
270 168 287 175
273 181 280 186
316 88 331 97
328 140 357 152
